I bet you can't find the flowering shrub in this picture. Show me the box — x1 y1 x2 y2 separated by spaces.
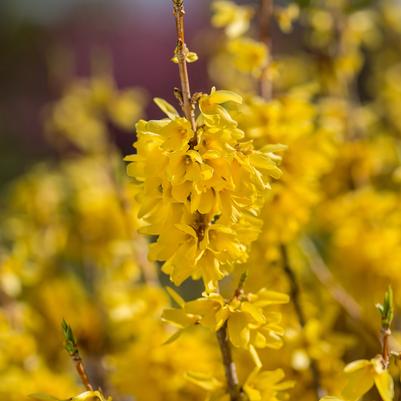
1 1 401 401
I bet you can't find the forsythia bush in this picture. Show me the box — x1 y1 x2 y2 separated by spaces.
1 1 401 401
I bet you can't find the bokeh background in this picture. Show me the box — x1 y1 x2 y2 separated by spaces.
0 0 213 187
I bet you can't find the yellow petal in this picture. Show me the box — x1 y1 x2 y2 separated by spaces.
154 97 179 119
320 398 346 401
72 391 111 401
166 286 186 307
344 359 372 373
374 370 394 401
209 89 243 105
198 190 215 214
162 308 196 328
185 371 223 391
341 363 375 401
175 224 197 238
227 312 249 348
186 51 199 63
249 345 262 368
241 302 266 324
254 289 289 306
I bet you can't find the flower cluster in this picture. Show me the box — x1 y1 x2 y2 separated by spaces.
46 73 145 152
126 88 282 291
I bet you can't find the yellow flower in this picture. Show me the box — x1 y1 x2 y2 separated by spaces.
341 356 394 401
243 369 294 401
46 75 145 152
71 392 112 401
185 368 293 401
275 4 300 33
159 117 194 151
163 288 288 350
211 0 254 38
227 38 268 76
198 87 243 129
171 50 199 64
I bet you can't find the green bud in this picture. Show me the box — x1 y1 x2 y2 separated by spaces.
376 286 394 330
62 319 77 356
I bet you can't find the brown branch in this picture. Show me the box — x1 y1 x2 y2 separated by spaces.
172 0 196 132
216 323 241 401
216 274 248 401
259 0 273 100
300 237 363 320
280 244 323 400
73 354 94 391
62 320 94 391
382 328 391 368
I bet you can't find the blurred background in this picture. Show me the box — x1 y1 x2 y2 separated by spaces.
0 0 212 187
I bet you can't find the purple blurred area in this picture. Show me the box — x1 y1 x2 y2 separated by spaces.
0 0 211 185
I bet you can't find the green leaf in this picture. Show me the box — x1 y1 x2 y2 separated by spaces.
61 319 77 355
153 98 179 120
376 286 394 329
166 287 186 308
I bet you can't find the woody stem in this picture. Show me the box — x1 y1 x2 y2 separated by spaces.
172 0 196 132
72 351 94 391
216 323 240 401
382 327 391 368
280 244 323 400
259 0 273 100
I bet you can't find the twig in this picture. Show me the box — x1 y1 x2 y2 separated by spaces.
301 237 379 349
259 0 273 100
216 322 241 401
280 244 323 400
62 319 94 391
216 274 248 401
382 328 391 367
300 237 380 348
377 286 394 368
300 237 362 321
230 271 248 302
172 0 196 132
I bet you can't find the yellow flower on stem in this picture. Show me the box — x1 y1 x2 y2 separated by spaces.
126 88 282 290
243 369 295 401
341 356 394 401
162 288 288 350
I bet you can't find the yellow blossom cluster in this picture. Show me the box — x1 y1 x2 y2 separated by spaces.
45 74 146 152
126 88 282 291
236 89 336 261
